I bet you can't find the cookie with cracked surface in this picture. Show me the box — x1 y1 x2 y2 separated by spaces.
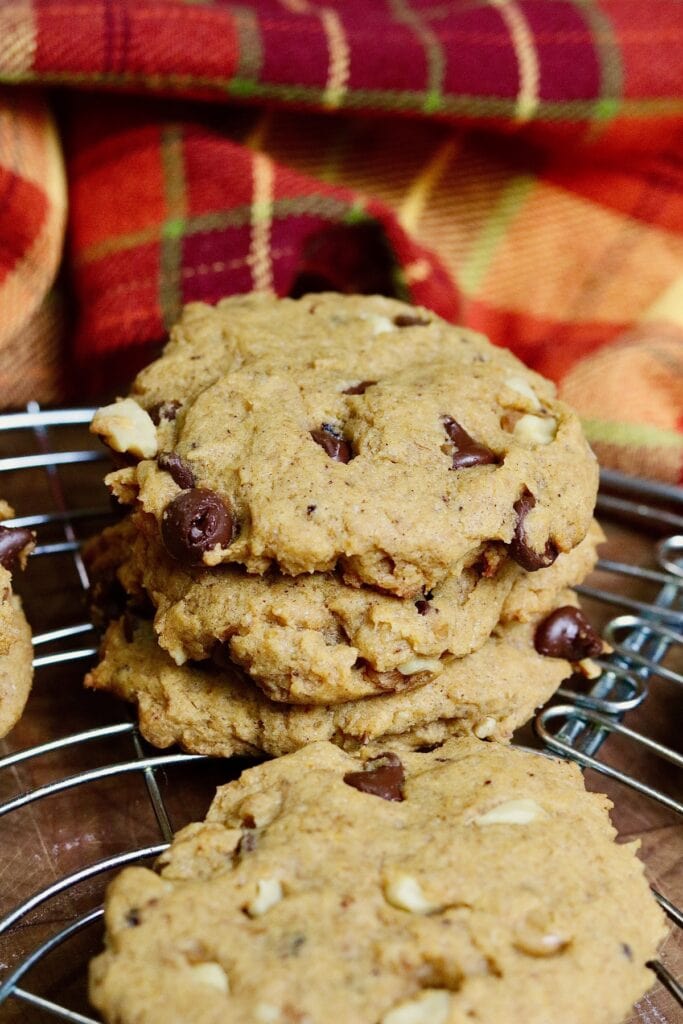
0 501 34 737
89 737 664 1024
84 515 601 706
93 293 598 596
85 589 594 755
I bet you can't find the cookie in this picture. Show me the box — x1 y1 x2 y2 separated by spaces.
85 591 589 755
85 515 602 706
0 502 34 737
89 738 665 1024
92 294 599 596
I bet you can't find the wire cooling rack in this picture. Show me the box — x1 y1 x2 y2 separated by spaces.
0 404 681 1023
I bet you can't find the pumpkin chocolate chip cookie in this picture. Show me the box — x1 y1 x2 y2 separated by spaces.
0 500 34 737
85 588 594 755
89 737 665 1024
92 294 599 597
84 515 603 706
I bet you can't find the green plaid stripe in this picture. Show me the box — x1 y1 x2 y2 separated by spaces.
2 68 682 119
387 0 446 114
81 194 356 265
160 124 187 328
569 0 624 131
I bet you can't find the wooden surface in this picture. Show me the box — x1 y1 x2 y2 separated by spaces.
0 421 681 1023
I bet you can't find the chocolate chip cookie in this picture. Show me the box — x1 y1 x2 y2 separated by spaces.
0 501 34 736
89 737 664 1024
85 589 592 755
93 294 599 597
85 515 602 706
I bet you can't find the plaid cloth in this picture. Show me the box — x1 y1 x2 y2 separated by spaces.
0 0 682 481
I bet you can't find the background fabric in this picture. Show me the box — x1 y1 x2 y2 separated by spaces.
0 0 682 480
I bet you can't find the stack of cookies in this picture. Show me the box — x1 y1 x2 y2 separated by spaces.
85 293 605 756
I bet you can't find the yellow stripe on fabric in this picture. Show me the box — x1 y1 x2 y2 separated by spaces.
488 0 540 122
398 136 459 235
458 174 535 297
248 151 275 292
640 276 683 327
320 8 350 109
582 418 683 450
0 0 37 76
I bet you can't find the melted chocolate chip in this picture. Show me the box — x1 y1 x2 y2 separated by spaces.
342 380 377 395
343 752 405 802
148 400 181 425
534 606 603 661
508 489 558 572
310 424 352 463
158 451 195 489
161 488 235 566
125 908 140 927
0 524 34 571
306 504 317 516
415 599 431 616
442 417 499 470
393 314 430 327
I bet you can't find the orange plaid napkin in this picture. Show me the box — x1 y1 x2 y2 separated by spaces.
0 1 682 481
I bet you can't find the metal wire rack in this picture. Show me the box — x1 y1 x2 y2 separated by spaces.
0 404 681 1023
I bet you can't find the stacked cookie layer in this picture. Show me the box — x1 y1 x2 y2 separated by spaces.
86 294 604 754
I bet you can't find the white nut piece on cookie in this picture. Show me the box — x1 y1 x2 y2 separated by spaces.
245 878 283 917
505 376 542 411
397 657 443 677
513 413 558 446
473 798 545 826
381 989 452 1024
473 716 496 739
187 961 230 993
91 399 158 459
254 1003 281 1023
383 873 441 914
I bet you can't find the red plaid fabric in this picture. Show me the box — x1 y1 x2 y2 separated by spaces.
0 1 682 480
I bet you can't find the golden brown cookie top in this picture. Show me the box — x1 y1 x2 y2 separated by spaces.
90 737 664 1024
93 294 598 596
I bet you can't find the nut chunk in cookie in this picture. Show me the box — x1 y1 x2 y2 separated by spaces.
89 738 665 1024
0 501 35 737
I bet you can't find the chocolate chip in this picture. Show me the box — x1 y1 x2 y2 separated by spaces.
161 488 235 566
125 908 140 927
415 599 431 616
534 606 603 660
310 423 351 463
158 451 195 489
306 504 317 516
393 314 430 327
148 400 181 425
343 752 405 802
0 525 34 571
342 380 377 395
442 417 499 470
508 489 558 571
